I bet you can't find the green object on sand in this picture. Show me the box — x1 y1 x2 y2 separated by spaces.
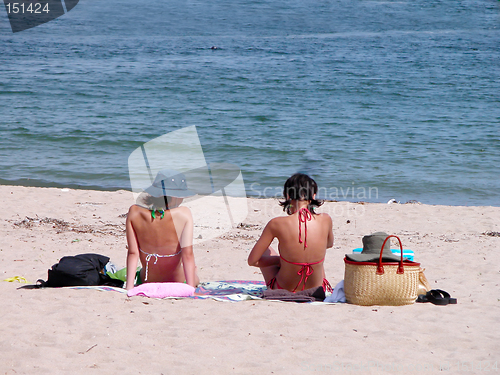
107 267 140 282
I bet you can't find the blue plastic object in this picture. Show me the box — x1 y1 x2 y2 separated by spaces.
352 248 414 261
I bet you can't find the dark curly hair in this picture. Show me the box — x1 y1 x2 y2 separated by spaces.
279 173 323 215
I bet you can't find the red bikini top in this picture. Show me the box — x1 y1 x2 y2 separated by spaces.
280 207 324 292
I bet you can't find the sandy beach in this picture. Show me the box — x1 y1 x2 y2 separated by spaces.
1 185 499 374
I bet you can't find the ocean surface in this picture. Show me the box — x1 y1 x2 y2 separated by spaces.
1 0 499 206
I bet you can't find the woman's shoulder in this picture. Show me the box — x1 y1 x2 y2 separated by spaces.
170 205 192 218
314 212 331 218
266 215 297 231
313 212 332 223
269 215 289 224
263 216 285 230
126 205 149 224
128 204 147 215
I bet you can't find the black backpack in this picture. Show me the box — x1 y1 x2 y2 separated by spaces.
38 253 123 288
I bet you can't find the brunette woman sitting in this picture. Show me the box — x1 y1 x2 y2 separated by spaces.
248 173 333 292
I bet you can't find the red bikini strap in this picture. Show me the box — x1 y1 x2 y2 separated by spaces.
322 278 333 293
279 255 325 292
279 255 324 267
298 207 312 248
295 264 313 292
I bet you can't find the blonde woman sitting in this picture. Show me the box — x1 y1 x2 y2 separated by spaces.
126 170 199 290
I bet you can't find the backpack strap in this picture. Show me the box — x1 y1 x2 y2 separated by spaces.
35 279 48 288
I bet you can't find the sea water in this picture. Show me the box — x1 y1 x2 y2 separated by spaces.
0 0 499 206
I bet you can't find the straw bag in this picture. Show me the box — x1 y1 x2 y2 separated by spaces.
344 235 421 306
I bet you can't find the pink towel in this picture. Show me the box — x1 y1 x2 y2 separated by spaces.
127 282 195 298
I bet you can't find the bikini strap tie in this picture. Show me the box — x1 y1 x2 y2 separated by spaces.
143 253 159 281
294 264 314 292
280 255 324 292
140 248 181 282
298 207 312 248
322 278 333 293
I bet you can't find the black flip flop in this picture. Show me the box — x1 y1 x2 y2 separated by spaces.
416 293 429 303
434 289 457 304
416 289 457 305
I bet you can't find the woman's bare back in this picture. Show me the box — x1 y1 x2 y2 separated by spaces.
272 212 332 291
126 204 197 288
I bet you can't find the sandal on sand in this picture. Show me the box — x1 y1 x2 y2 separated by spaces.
417 289 457 305
434 289 457 304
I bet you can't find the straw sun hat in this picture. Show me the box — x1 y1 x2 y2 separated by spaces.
345 232 402 262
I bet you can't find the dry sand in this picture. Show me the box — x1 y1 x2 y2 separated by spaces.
1 185 499 374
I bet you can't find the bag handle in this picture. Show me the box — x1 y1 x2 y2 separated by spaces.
376 235 404 275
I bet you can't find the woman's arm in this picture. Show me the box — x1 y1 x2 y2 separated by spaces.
248 220 279 267
180 208 197 287
125 208 140 290
181 245 197 287
326 214 334 248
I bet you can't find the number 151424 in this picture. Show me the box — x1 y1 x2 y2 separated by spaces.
6 2 49 14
